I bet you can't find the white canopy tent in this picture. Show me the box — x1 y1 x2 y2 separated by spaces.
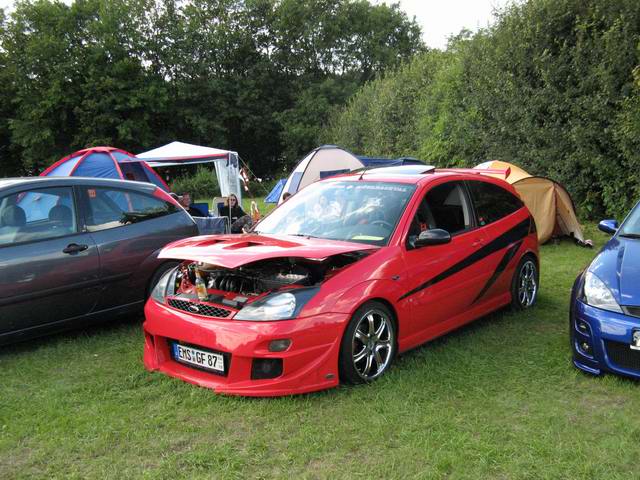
137 141 243 201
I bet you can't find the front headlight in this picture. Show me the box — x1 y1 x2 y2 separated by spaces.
150 267 179 303
583 271 622 313
234 288 319 321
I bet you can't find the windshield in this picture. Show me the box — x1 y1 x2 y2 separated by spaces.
620 202 640 236
254 181 416 246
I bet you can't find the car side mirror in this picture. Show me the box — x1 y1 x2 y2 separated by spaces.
598 219 618 235
414 229 451 248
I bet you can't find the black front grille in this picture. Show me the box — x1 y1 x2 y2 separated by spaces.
622 306 640 318
167 298 232 318
605 340 640 371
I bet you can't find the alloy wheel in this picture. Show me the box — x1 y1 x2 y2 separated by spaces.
518 260 538 307
351 308 394 381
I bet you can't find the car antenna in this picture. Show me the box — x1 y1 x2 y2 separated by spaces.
357 166 372 180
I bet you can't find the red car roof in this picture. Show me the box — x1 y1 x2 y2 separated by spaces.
322 165 514 190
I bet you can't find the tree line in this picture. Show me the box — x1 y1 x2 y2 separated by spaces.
0 0 423 178
324 0 640 219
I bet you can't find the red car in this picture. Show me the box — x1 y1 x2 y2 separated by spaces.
143 165 539 396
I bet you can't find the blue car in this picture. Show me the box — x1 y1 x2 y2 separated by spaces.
571 204 640 379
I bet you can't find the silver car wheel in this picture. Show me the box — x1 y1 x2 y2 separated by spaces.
518 260 538 307
351 308 394 381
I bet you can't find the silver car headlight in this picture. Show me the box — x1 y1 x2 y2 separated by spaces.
234 288 319 321
583 271 622 313
150 267 179 304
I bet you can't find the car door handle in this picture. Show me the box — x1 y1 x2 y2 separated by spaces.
471 239 485 247
63 243 89 254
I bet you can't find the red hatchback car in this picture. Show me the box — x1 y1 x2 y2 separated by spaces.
143 165 539 396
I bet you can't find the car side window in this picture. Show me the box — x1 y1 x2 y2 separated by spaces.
407 182 472 244
0 187 77 247
467 180 523 226
82 187 178 232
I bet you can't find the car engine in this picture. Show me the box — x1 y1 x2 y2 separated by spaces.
196 260 313 295
182 252 368 298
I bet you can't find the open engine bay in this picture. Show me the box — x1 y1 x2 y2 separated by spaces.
170 252 369 311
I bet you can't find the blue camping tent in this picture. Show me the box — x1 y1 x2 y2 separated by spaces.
41 146 169 191
265 179 286 203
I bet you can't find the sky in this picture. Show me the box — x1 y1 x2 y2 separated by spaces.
377 0 511 49
0 0 511 50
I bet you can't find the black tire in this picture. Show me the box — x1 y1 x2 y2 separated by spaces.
146 261 180 298
339 301 396 384
510 255 539 310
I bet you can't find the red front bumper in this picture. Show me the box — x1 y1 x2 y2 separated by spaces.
143 299 347 397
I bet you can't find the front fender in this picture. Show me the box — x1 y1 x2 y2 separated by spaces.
326 279 405 316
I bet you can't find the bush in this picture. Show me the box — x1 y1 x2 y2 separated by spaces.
171 167 220 200
322 51 447 157
323 0 640 218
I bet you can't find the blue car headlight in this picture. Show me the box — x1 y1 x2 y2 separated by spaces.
583 271 622 313
234 288 319 321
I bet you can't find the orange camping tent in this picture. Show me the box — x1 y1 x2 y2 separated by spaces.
475 161 589 246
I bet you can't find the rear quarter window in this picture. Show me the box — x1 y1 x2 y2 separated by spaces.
82 187 178 232
467 180 523 226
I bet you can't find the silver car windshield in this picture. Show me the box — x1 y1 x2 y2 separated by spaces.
255 181 416 246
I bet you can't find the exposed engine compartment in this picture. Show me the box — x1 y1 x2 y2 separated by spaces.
181 252 369 299
196 260 313 295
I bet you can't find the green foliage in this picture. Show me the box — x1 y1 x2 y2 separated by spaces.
325 0 640 218
277 77 360 163
417 33 488 166
2 0 171 174
0 0 423 177
324 50 449 158
170 166 220 199
0 9 20 177
613 64 640 213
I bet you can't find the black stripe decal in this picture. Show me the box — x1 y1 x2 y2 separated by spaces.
472 240 522 304
398 217 530 301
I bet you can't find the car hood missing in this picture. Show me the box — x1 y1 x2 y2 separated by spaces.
159 233 378 268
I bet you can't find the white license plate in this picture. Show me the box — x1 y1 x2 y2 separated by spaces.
172 343 224 373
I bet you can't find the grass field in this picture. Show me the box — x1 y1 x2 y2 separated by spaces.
2 226 639 479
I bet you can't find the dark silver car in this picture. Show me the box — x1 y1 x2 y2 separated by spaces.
0 177 198 344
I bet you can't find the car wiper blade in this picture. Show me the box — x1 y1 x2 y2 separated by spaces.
619 233 640 239
288 233 319 239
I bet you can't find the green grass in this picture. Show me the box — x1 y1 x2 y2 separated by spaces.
2 226 639 479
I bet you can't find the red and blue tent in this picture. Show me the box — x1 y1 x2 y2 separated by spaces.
40 146 169 191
